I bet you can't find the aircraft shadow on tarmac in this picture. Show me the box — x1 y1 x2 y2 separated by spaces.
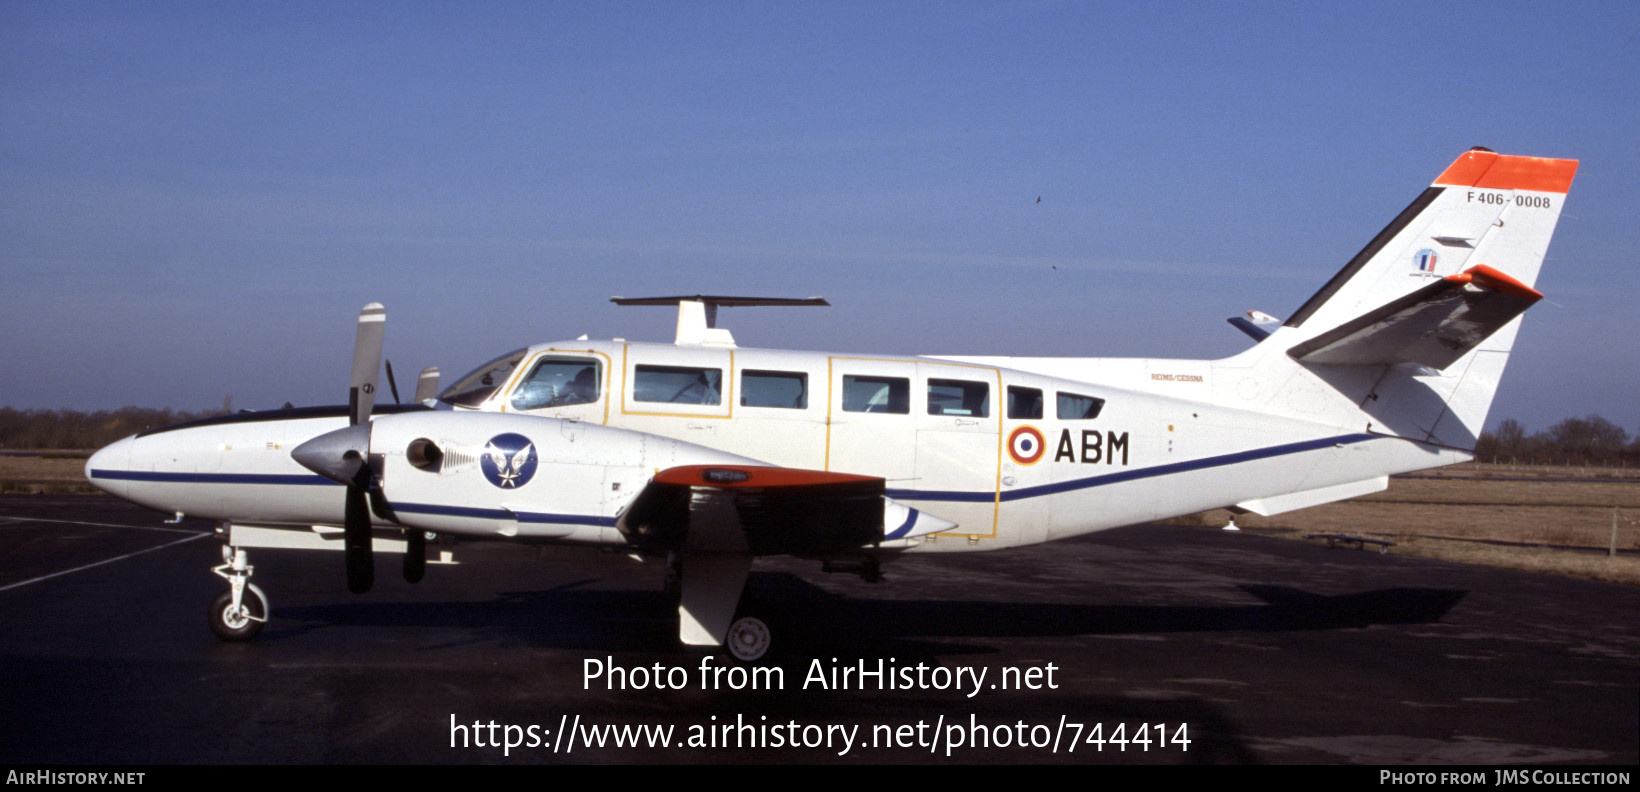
269 572 1467 660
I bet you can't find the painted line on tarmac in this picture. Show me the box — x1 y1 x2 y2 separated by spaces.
0 533 212 593
0 514 205 535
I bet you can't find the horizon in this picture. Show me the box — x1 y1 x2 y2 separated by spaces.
0 401 1631 442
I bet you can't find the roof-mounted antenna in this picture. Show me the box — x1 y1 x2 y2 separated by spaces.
610 295 829 348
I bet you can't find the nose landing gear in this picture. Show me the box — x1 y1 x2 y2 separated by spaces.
209 545 268 642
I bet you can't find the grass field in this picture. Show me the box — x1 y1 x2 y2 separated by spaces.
1177 463 1640 585
5 453 1637 584
0 452 93 493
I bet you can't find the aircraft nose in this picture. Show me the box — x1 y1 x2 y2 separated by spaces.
85 436 134 497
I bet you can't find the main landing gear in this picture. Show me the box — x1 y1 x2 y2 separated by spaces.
670 552 884 663
666 552 769 662
673 551 774 662
209 545 268 642
724 614 772 663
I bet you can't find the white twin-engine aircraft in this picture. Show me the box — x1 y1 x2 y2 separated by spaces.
86 148 1577 661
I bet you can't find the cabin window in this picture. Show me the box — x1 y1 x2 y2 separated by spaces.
440 349 527 408
741 370 807 409
842 375 909 414
509 357 600 411
927 379 988 417
1057 392 1105 420
1007 386 1043 420
633 365 722 405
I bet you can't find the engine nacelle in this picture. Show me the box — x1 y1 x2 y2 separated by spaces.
364 411 757 542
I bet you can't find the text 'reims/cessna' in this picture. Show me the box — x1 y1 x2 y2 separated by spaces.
86 148 1578 661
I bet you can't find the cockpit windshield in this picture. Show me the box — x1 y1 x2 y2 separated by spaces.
438 349 527 408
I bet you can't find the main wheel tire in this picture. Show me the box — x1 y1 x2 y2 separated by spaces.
209 586 267 642
725 615 772 662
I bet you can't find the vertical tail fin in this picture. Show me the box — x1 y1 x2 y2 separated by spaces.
1283 148 1575 334
1265 148 1577 449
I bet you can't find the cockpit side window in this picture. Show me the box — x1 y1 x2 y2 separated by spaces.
439 349 527 408
509 357 601 411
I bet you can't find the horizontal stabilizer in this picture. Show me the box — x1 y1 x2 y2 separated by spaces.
1235 477 1388 516
1286 265 1542 369
611 295 829 347
610 295 829 308
1228 310 1282 341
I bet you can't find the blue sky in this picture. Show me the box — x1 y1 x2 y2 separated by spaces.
3 1 1636 432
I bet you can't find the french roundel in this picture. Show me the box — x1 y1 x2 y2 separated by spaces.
1007 426 1046 466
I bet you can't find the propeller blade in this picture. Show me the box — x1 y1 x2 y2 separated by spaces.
404 530 426 584
350 303 386 426
290 422 377 593
385 359 402 404
344 480 374 594
414 366 441 404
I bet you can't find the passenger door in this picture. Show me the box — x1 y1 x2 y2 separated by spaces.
914 361 1001 538
825 357 917 483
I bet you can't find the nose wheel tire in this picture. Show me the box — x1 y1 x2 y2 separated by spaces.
725 615 771 663
209 585 268 642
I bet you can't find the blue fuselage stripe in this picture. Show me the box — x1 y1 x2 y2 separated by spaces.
890 433 1381 504
389 502 618 527
88 469 338 486
88 433 1385 513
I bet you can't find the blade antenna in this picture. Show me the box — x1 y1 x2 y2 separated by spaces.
385 359 402 404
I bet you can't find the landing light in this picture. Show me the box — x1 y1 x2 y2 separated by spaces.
702 469 751 484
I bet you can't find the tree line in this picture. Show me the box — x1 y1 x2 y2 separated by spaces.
0 407 214 450
0 406 1635 466
1474 415 1638 466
